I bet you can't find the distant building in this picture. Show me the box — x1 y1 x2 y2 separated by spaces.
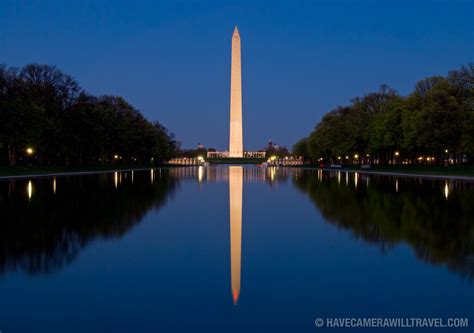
264 140 288 155
264 140 279 151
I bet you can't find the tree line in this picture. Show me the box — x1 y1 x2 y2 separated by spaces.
293 64 474 165
0 64 178 166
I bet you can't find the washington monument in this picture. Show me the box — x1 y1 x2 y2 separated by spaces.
229 26 243 157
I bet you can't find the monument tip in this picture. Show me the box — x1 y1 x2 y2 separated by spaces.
233 26 240 36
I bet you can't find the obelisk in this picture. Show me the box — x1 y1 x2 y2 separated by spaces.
229 26 243 157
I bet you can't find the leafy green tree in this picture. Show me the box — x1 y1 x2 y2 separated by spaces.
420 79 460 153
369 97 404 163
296 65 473 166
292 137 310 160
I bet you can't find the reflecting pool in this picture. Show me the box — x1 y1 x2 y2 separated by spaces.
0 166 473 332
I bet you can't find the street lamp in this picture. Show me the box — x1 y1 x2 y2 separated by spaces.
26 147 34 155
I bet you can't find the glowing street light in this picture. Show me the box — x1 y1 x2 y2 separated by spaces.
444 149 448 153
394 151 400 157
354 154 359 159
26 147 34 155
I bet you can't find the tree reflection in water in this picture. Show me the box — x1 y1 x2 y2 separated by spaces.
0 169 178 275
293 170 474 281
2 166 473 284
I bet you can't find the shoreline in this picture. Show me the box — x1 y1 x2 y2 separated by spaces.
1 165 474 182
0 167 155 180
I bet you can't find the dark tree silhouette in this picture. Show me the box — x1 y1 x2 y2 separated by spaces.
294 64 474 165
0 63 178 166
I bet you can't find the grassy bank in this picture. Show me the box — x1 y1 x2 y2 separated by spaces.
0 165 154 177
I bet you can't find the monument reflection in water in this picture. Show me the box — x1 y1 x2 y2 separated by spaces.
229 166 243 305
1 166 473 332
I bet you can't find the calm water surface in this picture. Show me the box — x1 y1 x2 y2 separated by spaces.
0 166 473 332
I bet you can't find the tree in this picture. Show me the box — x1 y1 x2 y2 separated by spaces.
295 65 474 165
369 97 404 163
292 137 310 160
0 63 178 167
0 66 46 165
402 77 464 163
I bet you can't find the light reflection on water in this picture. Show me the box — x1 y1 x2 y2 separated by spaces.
229 166 243 305
27 180 33 200
1 166 473 332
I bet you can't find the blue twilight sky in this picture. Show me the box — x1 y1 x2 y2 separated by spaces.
1 0 473 150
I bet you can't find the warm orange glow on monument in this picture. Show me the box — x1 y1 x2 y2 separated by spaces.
229 27 243 157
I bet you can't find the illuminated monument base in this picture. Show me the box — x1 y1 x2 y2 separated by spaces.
207 151 266 159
